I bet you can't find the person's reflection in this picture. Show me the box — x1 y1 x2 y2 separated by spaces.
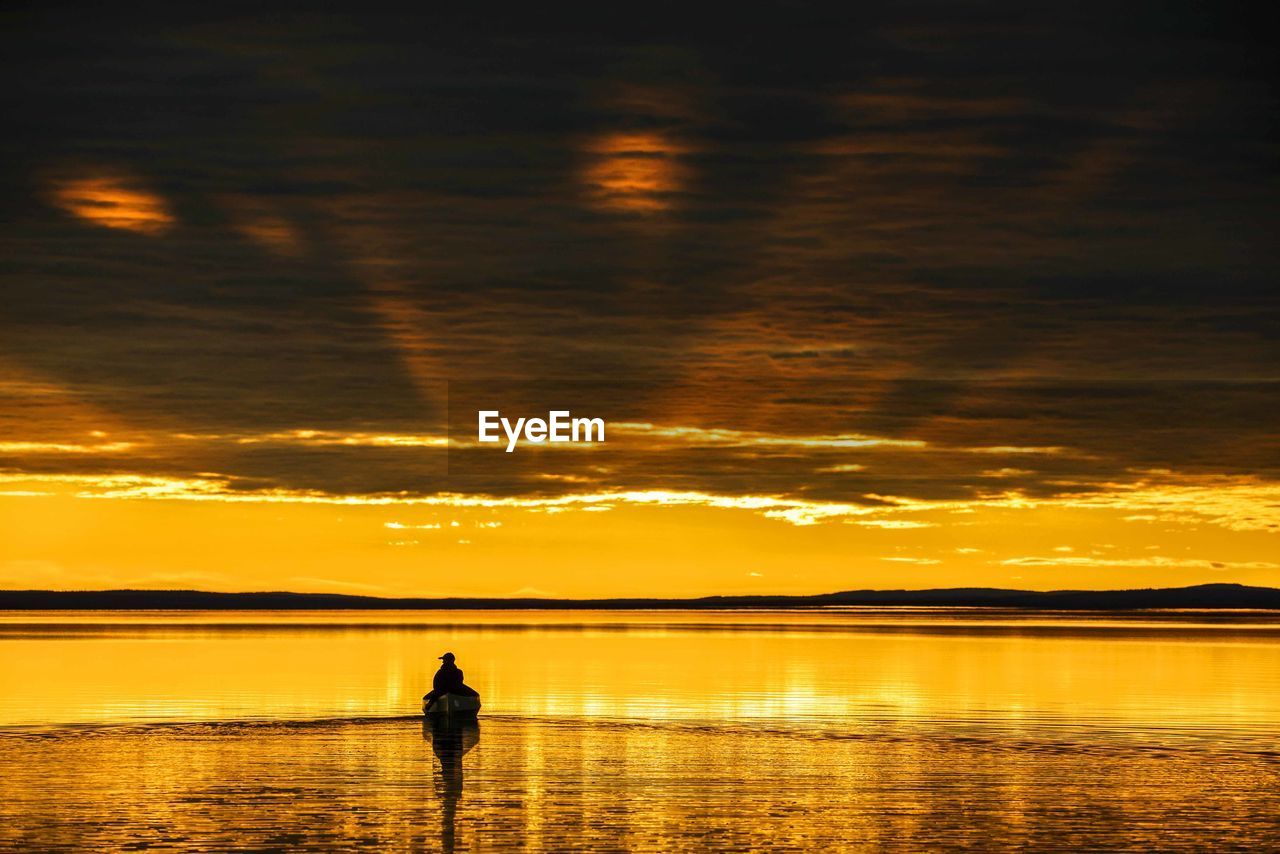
424 717 480 853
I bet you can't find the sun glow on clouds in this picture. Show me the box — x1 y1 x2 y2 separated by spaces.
581 132 685 212
610 423 1069 456
218 195 303 257
612 422 924 450
173 429 448 448
2 429 448 456
1000 556 1279 570
4 422 1072 462
2 471 1277 534
48 176 173 235
0 440 137 454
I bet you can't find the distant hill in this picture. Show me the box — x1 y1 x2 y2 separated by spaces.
1 583 1278 610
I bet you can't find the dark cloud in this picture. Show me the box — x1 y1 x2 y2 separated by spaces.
1 1 1276 504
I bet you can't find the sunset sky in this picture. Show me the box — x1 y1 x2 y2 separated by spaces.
2 3 1277 596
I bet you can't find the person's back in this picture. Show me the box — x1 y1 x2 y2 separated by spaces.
433 661 465 693
423 651 479 710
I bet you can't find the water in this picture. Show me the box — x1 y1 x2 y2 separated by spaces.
2 609 1279 850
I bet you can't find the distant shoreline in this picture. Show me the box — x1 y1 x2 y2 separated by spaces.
1 583 1278 611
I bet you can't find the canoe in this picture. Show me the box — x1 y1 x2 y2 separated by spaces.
423 693 482 717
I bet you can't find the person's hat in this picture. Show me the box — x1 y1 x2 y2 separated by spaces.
438 652 455 660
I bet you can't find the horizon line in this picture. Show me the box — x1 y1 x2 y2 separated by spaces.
2 583 1278 611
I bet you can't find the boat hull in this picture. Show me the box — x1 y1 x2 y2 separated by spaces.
423 694 482 717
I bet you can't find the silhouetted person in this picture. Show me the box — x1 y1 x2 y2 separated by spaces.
423 651 479 710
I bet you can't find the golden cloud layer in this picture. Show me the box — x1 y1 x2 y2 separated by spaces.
2 470 1276 534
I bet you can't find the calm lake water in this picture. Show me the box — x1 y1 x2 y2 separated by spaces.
2 609 1279 850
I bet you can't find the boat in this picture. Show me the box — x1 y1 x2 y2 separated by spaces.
423 693 482 717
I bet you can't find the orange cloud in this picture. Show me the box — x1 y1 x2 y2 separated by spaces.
581 132 686 213
48 175 173 235
219 195 303 256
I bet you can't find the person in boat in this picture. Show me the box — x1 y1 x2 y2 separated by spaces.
423 652 479 710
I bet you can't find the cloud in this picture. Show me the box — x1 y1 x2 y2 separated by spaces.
46 175 174 235
999 556 1280 571
610 423 926 450
0 440 138 454
216 430 447 448
1 1 1276 544
285 576 390 593
2 469 1279 534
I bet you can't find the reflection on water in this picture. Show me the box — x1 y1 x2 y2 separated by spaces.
427 718 479 853
2 716 1277 850
3 608 1280 737
1 609 1279 849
